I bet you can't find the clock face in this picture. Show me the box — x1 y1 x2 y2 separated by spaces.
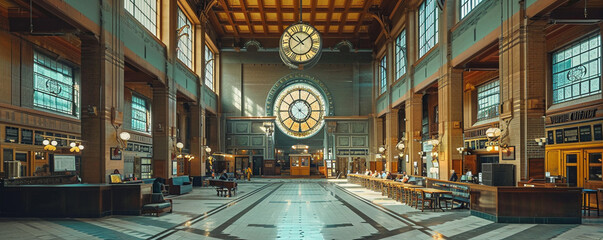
274 83 326 139
280 23 322 64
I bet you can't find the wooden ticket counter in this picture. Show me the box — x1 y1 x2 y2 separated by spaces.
0 183 151 217
290 154 310 176
348 174 583 224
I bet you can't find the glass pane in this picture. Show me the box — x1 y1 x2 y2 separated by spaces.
589 166 602 181
551 34 601 104
566 165 577 187
566 154 577 163
588 152 602 164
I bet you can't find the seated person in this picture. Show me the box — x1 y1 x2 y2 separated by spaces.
386 172 394 180
219 170 228 180
381 171 388 179
449 170 458 182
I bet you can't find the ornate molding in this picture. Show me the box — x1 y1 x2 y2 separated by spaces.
265 73 334 117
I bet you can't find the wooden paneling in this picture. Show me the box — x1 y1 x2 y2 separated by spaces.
528 158 545 179
0 31 11 104
546 150 560 176
464 155 477 173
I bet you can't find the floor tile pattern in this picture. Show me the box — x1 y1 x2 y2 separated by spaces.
0 179 602 240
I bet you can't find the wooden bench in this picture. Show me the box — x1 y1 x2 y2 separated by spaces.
208 180 237 197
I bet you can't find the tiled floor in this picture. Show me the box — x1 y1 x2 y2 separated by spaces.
1 179 602 240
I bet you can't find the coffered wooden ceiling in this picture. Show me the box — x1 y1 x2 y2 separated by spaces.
207 0 395 49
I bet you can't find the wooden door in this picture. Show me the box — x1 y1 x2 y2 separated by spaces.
336 157 348 177
562 151 582 187
369 161 376 171
464 155 477 174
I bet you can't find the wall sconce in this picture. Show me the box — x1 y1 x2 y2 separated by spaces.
205 146 212 154
378 146 386 153
43 139 58 151
116 131 130 152
376 153 383 159
485 127 506 151
396 138 406 151
457 147 469 155
176 142 184 158
261 122 274 135
534 137 547 146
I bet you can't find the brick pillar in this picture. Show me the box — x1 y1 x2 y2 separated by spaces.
438 68 464 180
406 93 423 175
385 108 399 172
79 0 125 183
499 11 547 181
152 84 177 179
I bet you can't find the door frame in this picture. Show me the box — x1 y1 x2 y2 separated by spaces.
562 150 583 187
584 149 603 183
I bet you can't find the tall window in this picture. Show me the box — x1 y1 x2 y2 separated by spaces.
205 44 215 90
124 0 157 35
33 51 78 116
380 55 387 94
131 95 149 132
395 30 407 80
477 80 500 121
177 7 193 69
460 0 484 19
552 33 601 104
418 0 439 58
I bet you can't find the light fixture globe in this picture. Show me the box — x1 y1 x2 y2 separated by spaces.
78 145 85 150
378 146 386 153
486 127 501 138
396 142 405 151
205 146 212 153
70 142 76 148
176 142 184 149
119 132 131 141
51 140 58 146
43 139 50 146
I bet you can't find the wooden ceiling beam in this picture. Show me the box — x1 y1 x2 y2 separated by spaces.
325 0 335 33
294 0 299 22
218 0 239 37
354 0 373 36
338 0 352 34
215 20 369 25
209 10 225 36
275 0 284 32
310 0 316 25
257 0 269 35
213 7 367 12
228 33 371 39
240 0 254 34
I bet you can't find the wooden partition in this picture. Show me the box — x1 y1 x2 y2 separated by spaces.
0 183 151 217
470 185 582 224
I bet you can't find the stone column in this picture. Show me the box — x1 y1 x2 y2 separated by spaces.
385 108 399 172
189 103 204 176
499 9 547 180
437 68 464 180
152 83 177 179
79 0 125 183
406 93 423 175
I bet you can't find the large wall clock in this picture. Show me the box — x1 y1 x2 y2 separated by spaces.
273 83 326 139
279 23 322 69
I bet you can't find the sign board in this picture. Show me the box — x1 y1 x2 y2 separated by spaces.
54 155 76 172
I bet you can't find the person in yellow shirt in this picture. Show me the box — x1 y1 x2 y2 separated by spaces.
245 166 252 181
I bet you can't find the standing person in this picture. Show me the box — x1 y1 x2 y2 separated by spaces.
245 166 252 181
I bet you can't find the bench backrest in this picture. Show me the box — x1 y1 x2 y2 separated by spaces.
209 179 237 188
171 176 190 185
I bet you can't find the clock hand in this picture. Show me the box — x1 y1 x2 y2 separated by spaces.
295 36 304 45
292 34 313 51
